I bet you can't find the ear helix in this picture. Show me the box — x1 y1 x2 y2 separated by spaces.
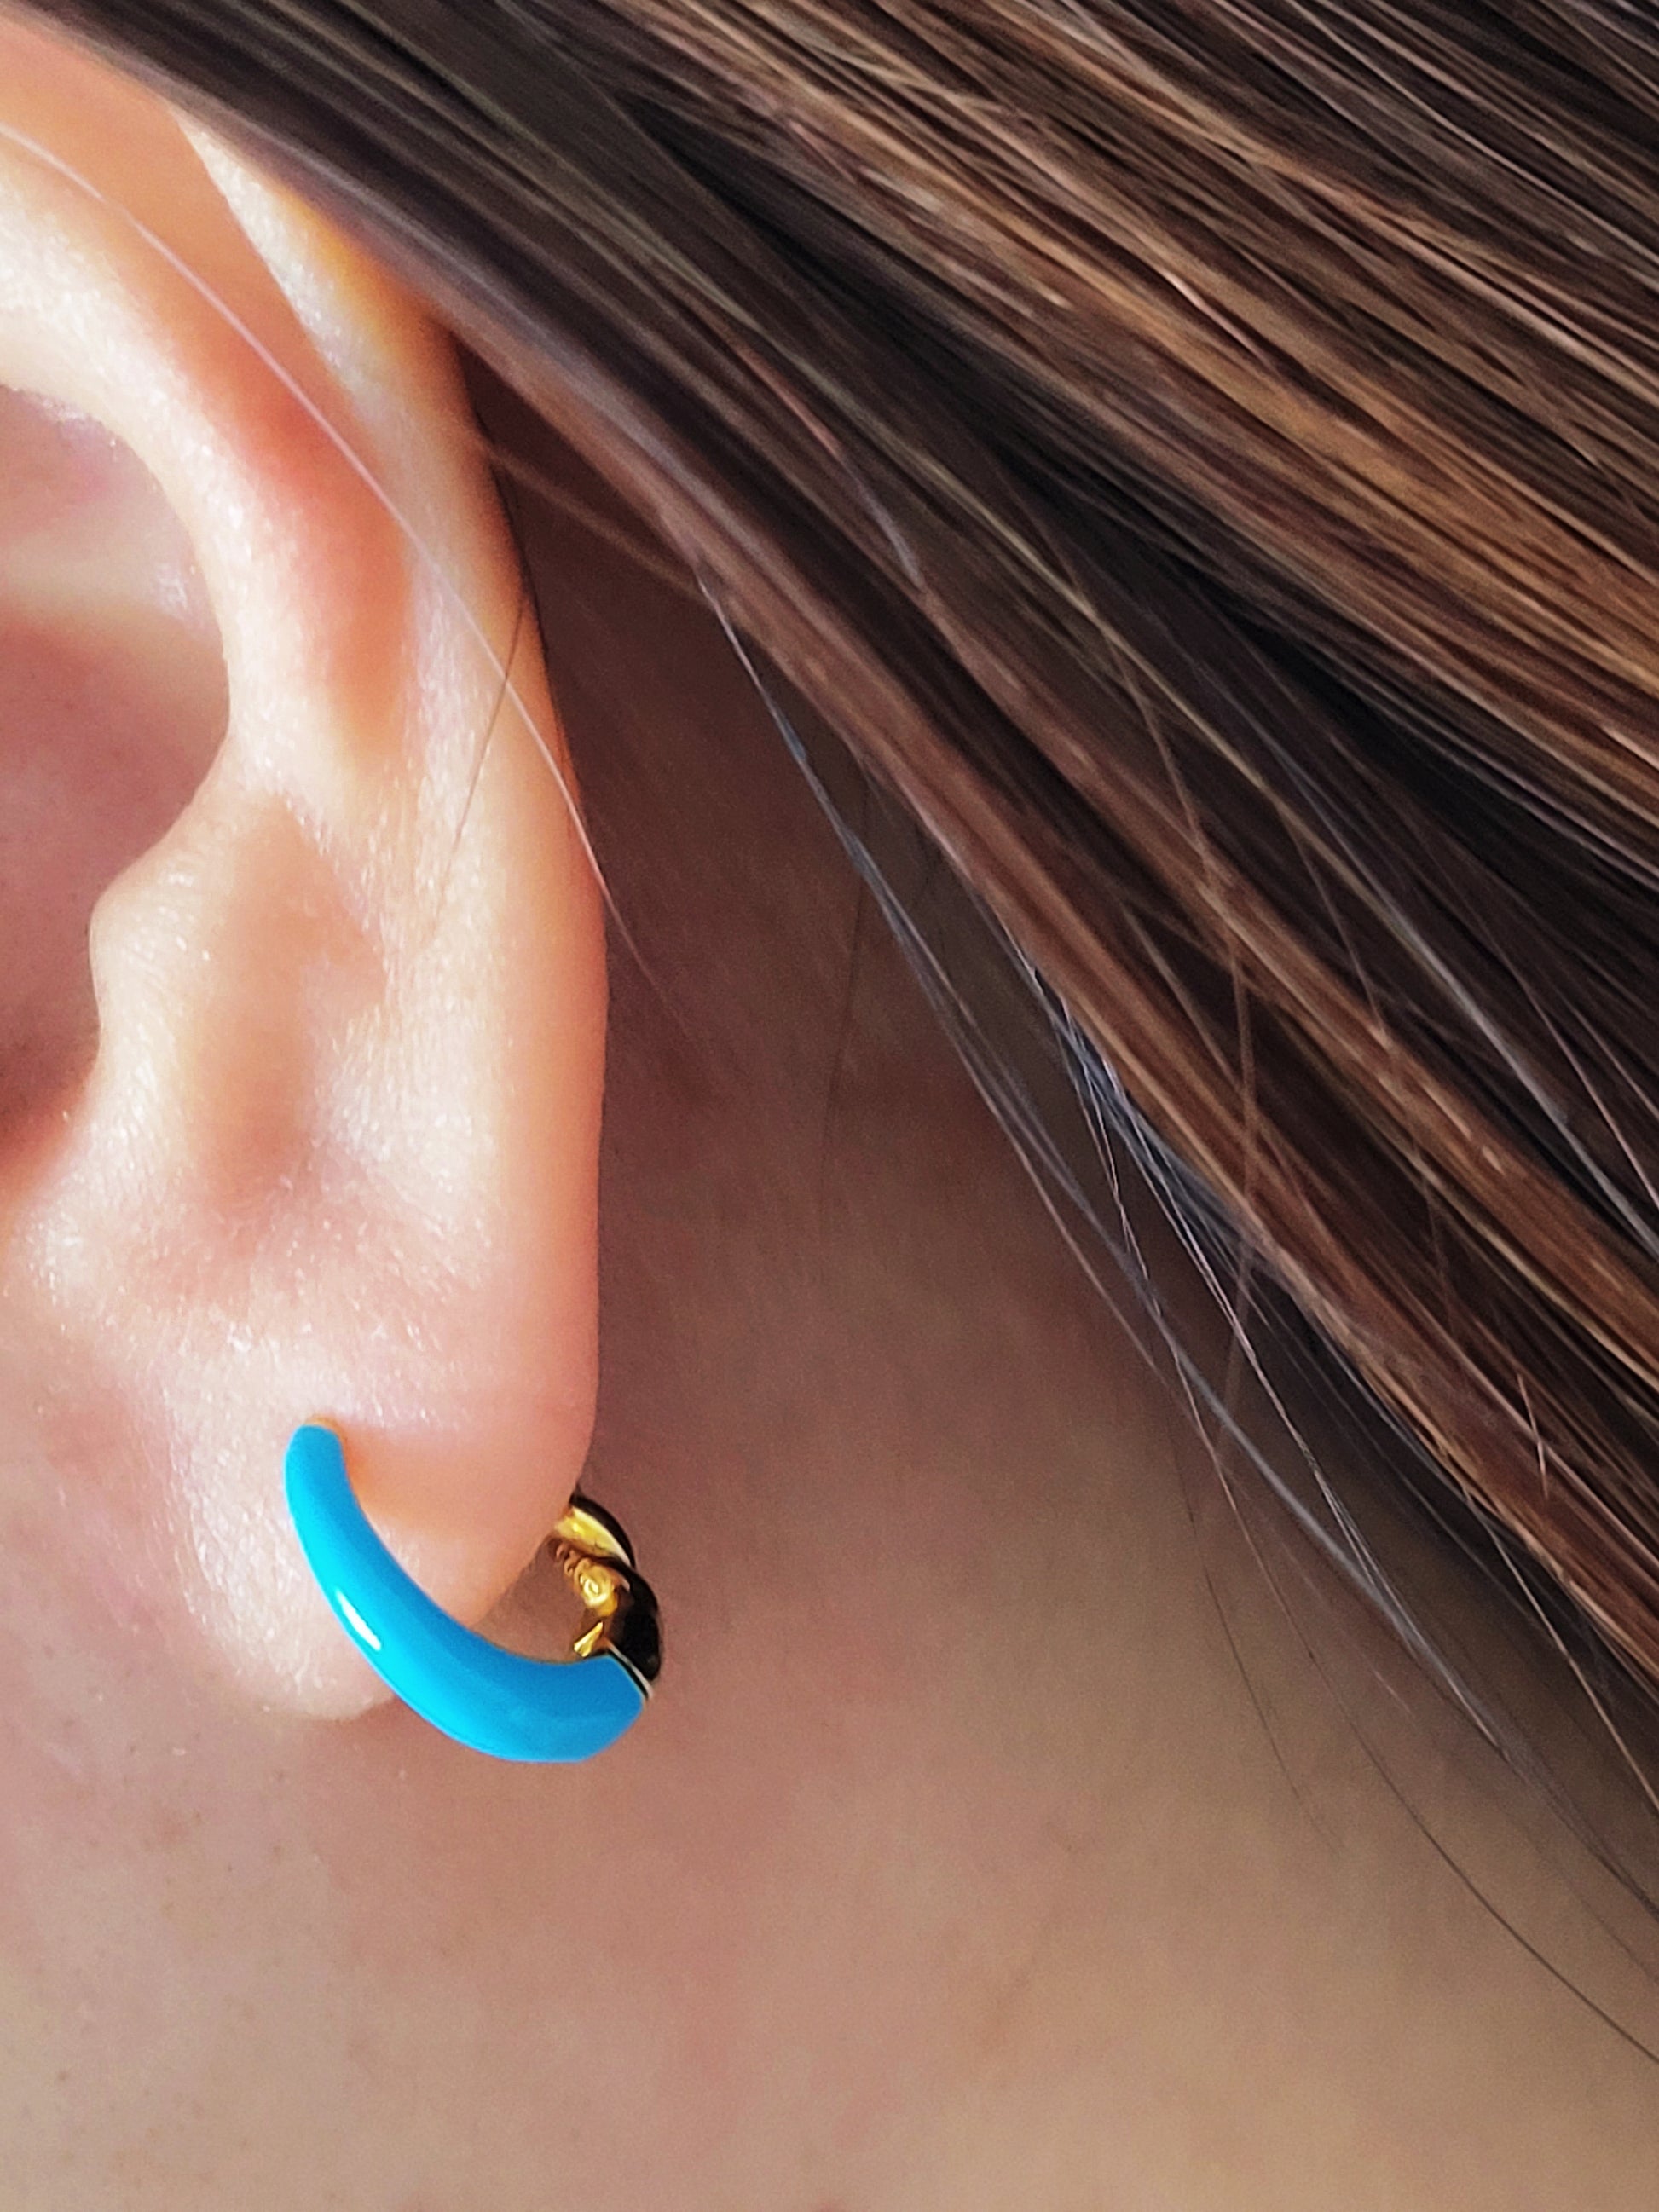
284 1424 662 1762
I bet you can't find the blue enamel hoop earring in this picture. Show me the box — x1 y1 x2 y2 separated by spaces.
284 1424 662 1763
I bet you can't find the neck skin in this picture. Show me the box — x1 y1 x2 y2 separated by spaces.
3 401 1659 2210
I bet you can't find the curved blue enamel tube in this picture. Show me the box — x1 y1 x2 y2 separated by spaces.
284 1424 646 1763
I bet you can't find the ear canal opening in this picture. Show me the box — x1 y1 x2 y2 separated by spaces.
0 384 226 1132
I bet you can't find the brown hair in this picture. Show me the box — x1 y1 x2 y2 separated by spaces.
29 0 1659 1694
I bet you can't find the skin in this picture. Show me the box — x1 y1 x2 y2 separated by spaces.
1 18 1659 2208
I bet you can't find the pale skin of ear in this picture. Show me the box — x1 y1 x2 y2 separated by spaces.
3 17 1659 2209
0 14 607 1707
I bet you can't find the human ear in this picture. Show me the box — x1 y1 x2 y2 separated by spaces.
0 20 606 1718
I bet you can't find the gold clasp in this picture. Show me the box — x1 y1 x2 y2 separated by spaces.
550 1493 662 1691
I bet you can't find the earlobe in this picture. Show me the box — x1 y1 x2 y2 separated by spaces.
0 21 607 1717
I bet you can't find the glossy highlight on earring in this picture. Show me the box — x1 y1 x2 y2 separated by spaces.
284 1424 662 1763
